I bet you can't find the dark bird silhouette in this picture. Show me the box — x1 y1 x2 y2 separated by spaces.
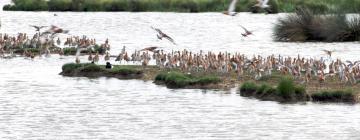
240 25 254 37
41 25 69 36
151 26 176 45
322 50 335 57
30 25 47 32
140 46 159 52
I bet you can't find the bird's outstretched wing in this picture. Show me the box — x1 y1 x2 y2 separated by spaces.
239 25 250 33
151 26 162 34
228 0 238 13
163 34 176 45
140 47 158 52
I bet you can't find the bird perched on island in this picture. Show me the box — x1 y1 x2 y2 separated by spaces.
151 26 176 45
223 0 238 16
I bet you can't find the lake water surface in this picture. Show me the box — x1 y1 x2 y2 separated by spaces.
0 1 360 139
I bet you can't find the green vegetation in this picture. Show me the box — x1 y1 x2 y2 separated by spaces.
110 66 143 75
312 90 357 103
277 77 296 99
274 8 360 42
4 0 360 13
154 71 221 88
61 63 143 76
240 82 258 95
239 77 307 102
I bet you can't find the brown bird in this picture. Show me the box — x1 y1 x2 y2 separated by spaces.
41 25 69 36
322 49 334 57
140 46 159 52
240 25 254 37
30 25 47 32
151 26 176 45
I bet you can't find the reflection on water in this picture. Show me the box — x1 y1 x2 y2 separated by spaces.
0 8 360 139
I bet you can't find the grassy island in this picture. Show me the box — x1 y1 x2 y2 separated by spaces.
60 63 144 79
60 63 360 103
4 0 360 13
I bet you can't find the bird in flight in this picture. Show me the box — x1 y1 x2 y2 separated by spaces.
41 25 69 36
140 46 160 52
240 25 254 37
151 26 176 45
223 0 238 16
253 0 272 13
322 49 335 57
30 25 47 32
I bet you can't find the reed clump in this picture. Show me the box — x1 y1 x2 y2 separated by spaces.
311 90 357 103
274 7 360 42
239 77 307 102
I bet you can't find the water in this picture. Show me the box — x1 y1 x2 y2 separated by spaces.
1 2 360 139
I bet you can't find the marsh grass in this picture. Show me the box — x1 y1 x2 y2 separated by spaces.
239 76 307 102
61 63 142 76
274 7 360 42
240 82 258 95
312 89 356 102
155 71 221 88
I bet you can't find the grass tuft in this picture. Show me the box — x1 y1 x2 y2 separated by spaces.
312 89 356 102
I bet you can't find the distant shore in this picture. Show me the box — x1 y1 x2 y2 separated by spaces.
60 63 360 104
4 0 360 13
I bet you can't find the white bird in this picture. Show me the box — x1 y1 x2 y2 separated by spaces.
223 0 238 16
255 0 270 8
253 0 272 13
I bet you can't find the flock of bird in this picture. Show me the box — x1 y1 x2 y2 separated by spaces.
80 47 360 85
1 0 359 85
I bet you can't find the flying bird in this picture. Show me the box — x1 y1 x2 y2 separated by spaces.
223 0 238 16
240 25 254 37
140 46 159 52
30 25 47 32
254 0 270 8
151 26 176 45
41 25 69 36
322 50 335 57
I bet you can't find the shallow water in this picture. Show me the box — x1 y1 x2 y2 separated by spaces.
1 1 360 139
